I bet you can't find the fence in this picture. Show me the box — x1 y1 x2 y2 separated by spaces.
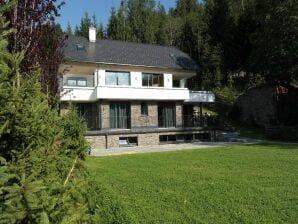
96 114 221 130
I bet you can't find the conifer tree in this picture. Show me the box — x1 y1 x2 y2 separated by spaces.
65 22 73 35
0 7 91 222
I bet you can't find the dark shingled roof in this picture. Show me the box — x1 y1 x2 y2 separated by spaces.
63 35 198 70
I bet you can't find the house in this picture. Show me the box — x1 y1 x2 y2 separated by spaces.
233 81 298 127
60 28 218 148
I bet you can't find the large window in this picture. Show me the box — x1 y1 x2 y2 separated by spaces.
106 71 130 86
158 103 176 128
67 77 87 87
110 102 130 129
142 73 163 87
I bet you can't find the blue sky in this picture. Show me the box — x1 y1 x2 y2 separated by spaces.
57 0 177 31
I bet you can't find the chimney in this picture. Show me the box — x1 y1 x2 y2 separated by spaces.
89 27 96 42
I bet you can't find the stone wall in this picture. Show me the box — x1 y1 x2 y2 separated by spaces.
86 130 217 149
101 100 110 129
86 135 106 149
176 102 183 127
235 86 277 127
131 101 159 128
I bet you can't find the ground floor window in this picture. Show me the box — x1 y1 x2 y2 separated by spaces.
76 103 99 130
110 102 130 129
158 103 176 128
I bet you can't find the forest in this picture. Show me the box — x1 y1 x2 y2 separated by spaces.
70 0 297 92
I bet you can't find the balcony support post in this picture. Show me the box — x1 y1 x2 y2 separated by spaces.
199 102 203 126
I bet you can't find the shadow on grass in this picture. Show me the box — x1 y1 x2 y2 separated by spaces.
243 143 298 150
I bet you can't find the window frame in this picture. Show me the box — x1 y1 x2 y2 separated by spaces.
66 77 87 87
142 73 163 87
141 102 148 116
105 71 131 86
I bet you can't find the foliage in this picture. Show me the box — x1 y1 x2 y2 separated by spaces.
86 144 298 223
0 0 65 96
75 12 105 39
249 0 298 82
103 0 297 90
0 10 91 223
214 85 240 116
265 126 298 142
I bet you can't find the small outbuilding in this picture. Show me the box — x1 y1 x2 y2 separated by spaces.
233 82 298 127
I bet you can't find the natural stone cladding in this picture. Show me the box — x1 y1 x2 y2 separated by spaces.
131 101 158 128
101 101 110 129
86 130 217 149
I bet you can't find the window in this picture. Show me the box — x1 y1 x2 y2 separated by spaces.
110 102 130 129
66 77 87 87
173 80 180 88
142 73 163 87
106 71 130 86
141 102 148 116
158 103 176 128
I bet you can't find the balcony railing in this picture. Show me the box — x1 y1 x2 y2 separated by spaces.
185 91 215 103
85 115 221 131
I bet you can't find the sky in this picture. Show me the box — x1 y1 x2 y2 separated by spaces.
57 0 177 31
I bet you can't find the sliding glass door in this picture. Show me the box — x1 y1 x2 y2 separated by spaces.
158 103 176 128
110 102 130 129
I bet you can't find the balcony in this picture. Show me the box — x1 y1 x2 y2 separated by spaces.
184 91 215 103
96 85 189 100
60 86 96 102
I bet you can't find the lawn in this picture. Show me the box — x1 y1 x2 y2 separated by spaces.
86 144 298 223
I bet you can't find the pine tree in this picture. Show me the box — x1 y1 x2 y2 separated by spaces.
75 12 92 38
0 7 91 222
65 22 73 35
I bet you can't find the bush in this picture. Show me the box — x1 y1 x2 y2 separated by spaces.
214 86 240 117
265 126 298 142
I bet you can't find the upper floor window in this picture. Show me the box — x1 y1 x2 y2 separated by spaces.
142 73 163 87
67 77 87 87
106 71 130 86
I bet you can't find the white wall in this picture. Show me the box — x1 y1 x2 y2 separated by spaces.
97 69 105 86
164 73 173 88
60 87 96 101
130 71 142 87
96 86 189 100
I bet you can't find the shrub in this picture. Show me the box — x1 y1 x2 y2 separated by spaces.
214 86 240 116
0 12 92 223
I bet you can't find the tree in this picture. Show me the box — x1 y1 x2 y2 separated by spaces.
65 22 73 35
174 0 199 16
249 0 297 82
0 0 65 96
75 12 92 38
0 13 90 222
107 2 131 41
127 0 159 43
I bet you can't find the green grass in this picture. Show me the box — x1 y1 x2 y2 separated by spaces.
237 125 266 139
86 144 298 223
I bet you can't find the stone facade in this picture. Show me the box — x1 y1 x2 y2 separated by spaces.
86 130 217 149
86 135 106 149
176 102 183 127
101 100 110 129
131 101 158 128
